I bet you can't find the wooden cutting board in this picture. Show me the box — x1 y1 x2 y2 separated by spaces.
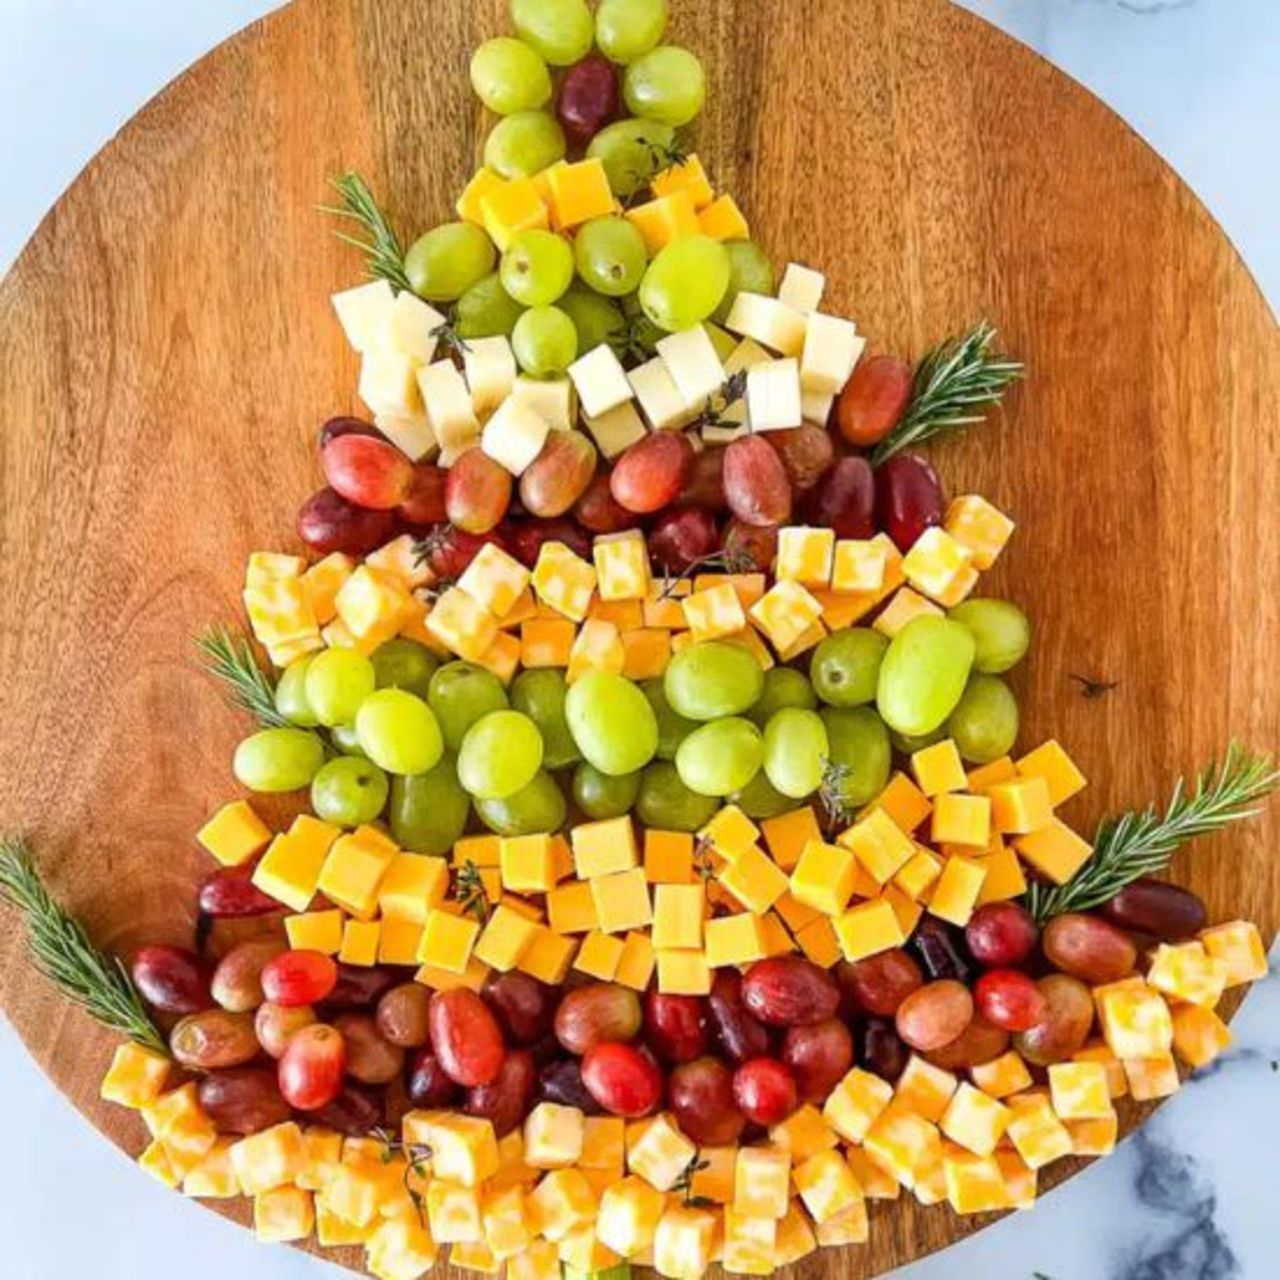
0 0 1276 1274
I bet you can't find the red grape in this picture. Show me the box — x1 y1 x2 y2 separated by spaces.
574 472 640 533
974 970 1046 1032
648 506 719 573
733 1057 798 1126
678 447 729 512
170 1010 260 1069
894 980 974 1051
484 972 555 1045
859 1018 909 1082
741 957 840 1027
924 1014 1010 1070
723 435 792 526
610 433 694 514
197 1067 291 1135
580 1042 663 1118
324 964 399 1010
669 1057 745 1145
334 1012 404 1085
781 1019 853 1103
836 355 912 447
196 863 281 918
538 1058 602 1114
1100 880 1207 941
398 464 448 524
520 431 598 517
554 984 642 1055
417 525 509 582
965 902 1039 969
405 1049 460 1108
255 1002 316 1058
446 447 513 534
132 945 212 1015
840 950 924 1017
429 989 506 1086
211 939 286 1012
1012 975 1095 1066
376 983 431 1048
507 517 593 568
707 970 771 1064
297 486 396 556
644 992 708 1063
1042 914 1138 985
721 518 778 573
466 1048 537 1137
279 1023 346 1110
322 434 414 510
875 453 944 552
261 951 338 1008
909 917 973 983
312 1082 385 1135
557 53 620 146
798 456 874 537
766 425 835 492
318 415 382 449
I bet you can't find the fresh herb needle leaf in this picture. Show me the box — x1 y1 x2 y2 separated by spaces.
871 320 1024 466
322 172 411 294
197 627 288 728
454 859 491 922
0 837 168 1054
1028 744 1278 922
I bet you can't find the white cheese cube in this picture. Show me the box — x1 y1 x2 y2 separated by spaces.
374 410 438 462
801 388 834 426
724 336 774 377
746 358 803 432
482 395 552 475
568 344 634 419
725 292 808 357
584 402 648 460
719 337 774 427
388 290 446 364
627 358 703 432
417 361 479 450
331 279 395 353
359 349 422 418
510 375 576 432
656 327 726 405
463 336 517 420
801 313 865 396
523 1103 585 1169
778 263 826 314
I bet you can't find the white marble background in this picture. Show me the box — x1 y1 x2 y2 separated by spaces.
0 1 1276 1278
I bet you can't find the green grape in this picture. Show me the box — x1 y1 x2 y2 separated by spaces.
310 756 389 826
470 37 553 114
574 217 648 297
405 222 497 303
233 728 326 793
713 239 775 322
730 769 793 820
305 648 376 728
747 667 817 728
511 669 580 769
512 305 579 375
512 0 594 65
762 708 828 799
565 671 659 776
810 628 888 708
620 291 664 357
355 688 444 776
876 616 976 738
675 718 764 797
948 599 1031 674
821 706 891 809
641 677 696 760
635 761 718 831
587 118 676 198
371 638 440 700
456 272 526 339
573 762 642 819
476 768 567 836
623 46 706 126
664 642 764 721
639 235 730 331
596 0 668 64
559 286 625 355
428 661 509 752
457 709 545 800
485 111 566 180
329 722 367 758
501 229 575 307
947 674 1019 764
389 755 471 855
274 655 319 727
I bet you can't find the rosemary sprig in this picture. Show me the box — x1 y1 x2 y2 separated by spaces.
0 837 168 1055
371 1128 433 1227
453 860 491 922
322 172 411 293
672 1153 714 1208
196 627 288 728
431 313 472 356
1027 744 1278 922
818 758 857 834
693 835 717 882
871 320 1024 466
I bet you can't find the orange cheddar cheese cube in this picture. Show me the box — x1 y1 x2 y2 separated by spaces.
1066 1113 1118 1158
988 776 1054 835
893 846 944 901
572 815 638 878
651 154 715 208
1004 1092 1072 1170
1147 941 1229 1009
1123 1052 1181 1102
931 793 992 849
567 617 625 684
682 582 747 642
860 771 933 835
100 1042 171 1110
621 628 673 680
1014 818 1094 884
197 800 272 867
651 882 705 950
625 191 700 255
789 839 857 916
944 494 1014 570
588 597 644 629
377 917 424 966
775 526 835 588
794 915 841 968
966 756 1018 791
499 834 558 894
476 625 523 683
773 1201 818 1265
520 617 576 667
838 806 917 883
718 845 789 914
643 580 690 629
760 806 822 871
251 818 340 913
1171 1004 1232 1070
927 856 988 927
591 867 653 934
546 880 600 934
474 903 540 972
974 843 1028 904
940 1082 1010 1156
614 930 656 990
318 830 397 919
971 1050 1034 1100
532 542 597 622
704 912 767 967
517 925 576 985
698 193 750 241
644 829 694 883
1200 919 1268 986
911 738 967 796
894 1055 959 1124
1015 738 1086 806
749 579 824 652
417 908 481 974
378 852 449 923
1099 983 1174 1059
481 177 549 251
822 1067 893 1144
339 918 381 965
833 896 905 962
545 158 614 229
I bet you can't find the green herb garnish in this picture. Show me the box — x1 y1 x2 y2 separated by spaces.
322 171 411 293
453 859 490 922
197 627 287 728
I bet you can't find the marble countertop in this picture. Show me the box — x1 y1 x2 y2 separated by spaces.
0 2 1275 1277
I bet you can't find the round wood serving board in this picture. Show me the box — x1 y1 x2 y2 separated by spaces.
0 0 1276 1274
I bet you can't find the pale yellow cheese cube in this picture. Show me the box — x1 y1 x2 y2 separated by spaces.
596 1175 666 1257
775 526 835 589
653 1205 717 1280
254 1185 314 1243
366 1214 439 1280
733 1145 791 1219
404 1111 499 1187
627 1113 696 1192
523 1102 585 1169
721 1208 777 1275
593 530 651 602
331 279 395 353
831 539 887 594
456 542 532 620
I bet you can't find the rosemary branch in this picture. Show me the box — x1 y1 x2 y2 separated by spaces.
196 627 288 728
871 320 1024 466
0 837 168 1054
453 860 490 922
1027 744 1278 922
321 172 411 293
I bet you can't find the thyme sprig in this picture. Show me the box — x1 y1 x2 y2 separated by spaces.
1027 744 1277 922
818 758 857 835
196 627 288 728
695 370 748 433
372 1128 433 1227
656 548 756 600
453 860 491 922
0 837 168 1054
871 320 1024 466
321 172 411 293
431 313 472 356
673 1153 714 1208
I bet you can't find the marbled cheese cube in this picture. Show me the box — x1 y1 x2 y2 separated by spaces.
596 1176 666 1257
1171 1004 1232 1069
902 526 974 603
800 313 864 396
725 291 808 356
254 1185 314 1243
1199 919 1268 986
567 617 625 684
749 579 823 651
776 525 835 588
531 543 597 623
332 279 395 353
569 343 634 419
822 1067 894 1144
732 1146 791 1220
745 357 803 431
721 1209 777 1275
653 1206 717 1280
894 1055 959 1124
427 1180 483 1242
100 1042 171 1109
1147 941 1229 1009
425 585 498 662
831 539 887 594
463 335 517 419
1123 1052 1181 1101
627 1114 696 1192
583 401 648 460
406 1112 498 1187
943 1146 1010 1215
523 1102 585 1169
593 529 651 601
940 1082 1010 1156
862 1105 942 1191
1099 983 1174 1059
793 1148 862 1223
681 581 747 641
873 586 943 637
510 375 576 432
627 358 703 432
456 542 531 620
366 1214 438 1277
945 494 1015 570
417 360 480 450
1004 1092 1072 1170
657 326 726 405
971 1050 1034 1100
1048 1061 1114 1120
229 1121 306 1195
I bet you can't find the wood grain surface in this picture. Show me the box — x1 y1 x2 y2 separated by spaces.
0 0 1276 1274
